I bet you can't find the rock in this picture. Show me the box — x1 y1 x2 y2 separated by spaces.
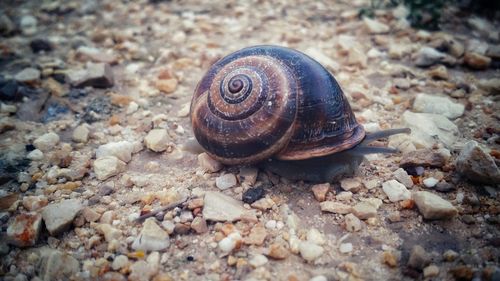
310 276 328 281
244 224 267 245
413 93 464 119
299 241 324 262
14 67 40 83
393 168 413 188
249 254 268 267
129 260 157 281
435 181 455 193
68 63 114 88
251 197 274 211
22 195 48 211
363 17 389 33
27 149 43 161
443 249 459 261
126 101 139 114
20 15 37 35
215 173 237 190
450 266 474 281
486 44 500 59
95 223 121 242
467 17 498 40
399 111 459 149
340 177 362 192
0 13 15 36
464 52 491 70
427 65 449 80
336 191 353 201
265 220 277 229
344 213 362 232
339 243 353 254
112 255 129 270
382 180 411 202
43 78 65 97
198 153 223 173
203 191 256 222
30 39 53 53
37 248 80 281
455 141 500 185
238 167 258 185
33 132 60 152
400 148 449 168
407 245 431 270
266 243 289 260
72 125 89 143
82 207 100 222
414 47 448 67
155 78 178 94
41 199 82 236
394 78 411 90
75 46 117 64
320 201 352 214
0 80 21 101
190 217 208 234
0 102 16 113
352 202 377 219
218 232 242 253
311 183 329 202
387 211 401 222
96 141 134 163
363 179 379 190
144 129 170 152
477 78 500 95
306 228 326 245
242 187 265 204
423 177 439 188
413 191 458 220
6 213 42 247
382 251 398 267
132 218 170 251
93 156 126 180
347 47 367 67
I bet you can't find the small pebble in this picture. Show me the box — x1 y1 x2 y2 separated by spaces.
423 177 439 188
215 173 238 190
339 243 353 254
242 187 265 204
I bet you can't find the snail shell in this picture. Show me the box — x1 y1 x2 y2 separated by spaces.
191 45 365 165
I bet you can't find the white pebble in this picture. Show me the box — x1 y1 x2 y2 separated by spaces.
423 177 439 188
249 254 268 267
218 232 241 253
265 220 277 229
339 243 353 254
215 173 237 190
307 228 326 245
309 276 328 281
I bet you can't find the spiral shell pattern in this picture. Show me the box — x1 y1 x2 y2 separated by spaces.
191 53 299 164
191 45 365 165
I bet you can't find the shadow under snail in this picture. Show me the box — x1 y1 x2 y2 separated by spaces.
190 45 410 182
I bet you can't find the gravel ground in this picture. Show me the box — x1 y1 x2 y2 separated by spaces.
0 1 499 281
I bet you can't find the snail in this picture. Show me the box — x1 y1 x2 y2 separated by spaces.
190 45 410 182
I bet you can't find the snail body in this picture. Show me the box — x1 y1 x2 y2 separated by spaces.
191 45 409 182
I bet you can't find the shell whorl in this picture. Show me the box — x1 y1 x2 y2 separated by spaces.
191 53 299 164
190 45 365 165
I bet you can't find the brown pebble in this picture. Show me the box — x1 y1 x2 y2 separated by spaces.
382 251 398 267
266 243 289 260
450 265 474 281
311 183 329 202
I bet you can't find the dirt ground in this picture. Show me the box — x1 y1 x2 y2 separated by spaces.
0 0 499 281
